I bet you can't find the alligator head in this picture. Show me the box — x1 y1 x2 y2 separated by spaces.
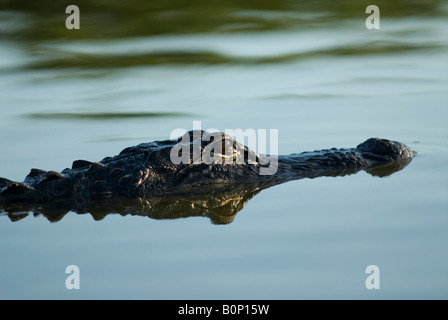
0 131 414 224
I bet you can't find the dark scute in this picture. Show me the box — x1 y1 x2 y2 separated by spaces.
2 182 34 195
88 162 105 171
72 160 93 170
26 168 48 179
38 171 66 184
0 177 12 188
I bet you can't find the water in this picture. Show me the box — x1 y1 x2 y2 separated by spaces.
0 1 447 299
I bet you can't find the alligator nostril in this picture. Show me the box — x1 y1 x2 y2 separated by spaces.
356 138 411 158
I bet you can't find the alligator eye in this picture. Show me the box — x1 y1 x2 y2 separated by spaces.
118 175 133 185
109 167 124 178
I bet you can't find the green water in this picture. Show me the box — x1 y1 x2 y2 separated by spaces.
0 0 447 299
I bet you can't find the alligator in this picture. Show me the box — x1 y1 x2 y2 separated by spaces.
0 130 414 224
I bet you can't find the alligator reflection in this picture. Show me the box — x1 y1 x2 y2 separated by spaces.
1 160 411 225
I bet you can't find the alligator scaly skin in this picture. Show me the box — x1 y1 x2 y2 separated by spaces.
0 131 414 223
